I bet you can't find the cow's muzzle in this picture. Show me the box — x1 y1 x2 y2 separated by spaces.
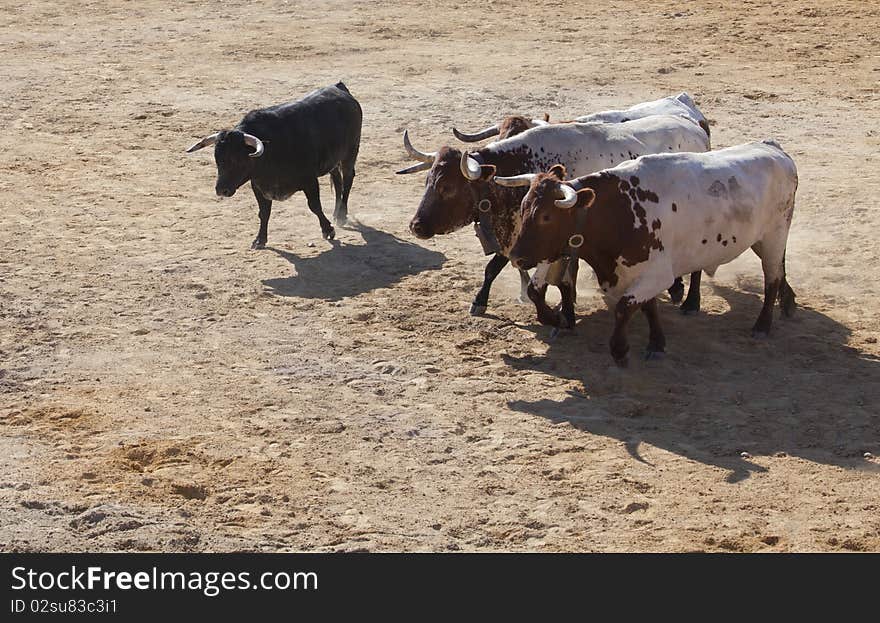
216 186 236 198
409 219 433 239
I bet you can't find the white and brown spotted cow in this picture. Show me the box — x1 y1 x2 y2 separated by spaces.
397 115 710 326
450 93 712 312
499 140 798 366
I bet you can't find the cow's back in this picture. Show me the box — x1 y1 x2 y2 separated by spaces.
237 83 362 175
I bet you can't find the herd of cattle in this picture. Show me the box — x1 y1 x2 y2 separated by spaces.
187 82 798 366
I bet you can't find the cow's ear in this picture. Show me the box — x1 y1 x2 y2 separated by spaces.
479 163 497 181
549 164 567 180
577 188 596 209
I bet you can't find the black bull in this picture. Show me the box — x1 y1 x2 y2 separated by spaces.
187 82 362 248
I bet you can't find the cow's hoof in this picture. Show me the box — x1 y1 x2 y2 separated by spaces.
469 303 487 316
334 214 348 227
324 227 336 241
613 356 630 369
680 306 699 316
645 350 665 361
751 330 770 340
251 238 266 250
516 295 528 305
668 284 684 304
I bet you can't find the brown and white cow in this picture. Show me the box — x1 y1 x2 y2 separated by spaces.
499 140 798 366
397 115 710 325
450 92 711 309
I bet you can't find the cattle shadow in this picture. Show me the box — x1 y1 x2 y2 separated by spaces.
504 281 880 482
261 221 446 301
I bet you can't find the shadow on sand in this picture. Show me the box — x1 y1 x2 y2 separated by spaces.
261 221 446 301
505 280 880 482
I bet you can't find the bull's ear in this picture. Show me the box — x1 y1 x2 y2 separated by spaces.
479 163 497 181
549 164 567 180
577 188 596 209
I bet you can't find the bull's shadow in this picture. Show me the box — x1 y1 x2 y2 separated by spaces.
262 221 445 301
505 281 880 482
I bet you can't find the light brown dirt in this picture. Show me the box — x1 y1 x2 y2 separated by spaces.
1 0 879 552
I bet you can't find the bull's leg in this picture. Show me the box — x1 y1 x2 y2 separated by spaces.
555 281 576 332
470 254 508 316
517 268 531 304
609 296 640 367
527 281 558 326
667 277 685 304
337 158 357 226
329 167 345 226
751 241 785 338
680 270 702 314
251 184 272 250
641 297 666 360
302 177 335 241
778 251 797 317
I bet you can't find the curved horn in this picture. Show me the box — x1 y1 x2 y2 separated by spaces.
554 183 579 209
460 151 483 181
242 133 264 158
395 161 433 175
185 133 219 153
403 130 436 163
492 173 537 188
452 124 500 143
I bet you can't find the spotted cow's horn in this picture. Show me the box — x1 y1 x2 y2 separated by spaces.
452 124 500 143
492 173 537 188
554 183 579 209
403 130 437 163
460 152 483 181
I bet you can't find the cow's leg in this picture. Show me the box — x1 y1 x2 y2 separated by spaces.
517 268 531 304
336 157 357 226
751 240 785 338
470 253 508 316
667 277 685 304
778 251 796 317
527 265 559 327
554 259 579 329
641 297 666 360
609 296 640 367
302 177 335 240
329 167 345 226
680 270 702 314
251 184 272 250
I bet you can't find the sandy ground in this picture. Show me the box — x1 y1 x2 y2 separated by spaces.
2 0 879 552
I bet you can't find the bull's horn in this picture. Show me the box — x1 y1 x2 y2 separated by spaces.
395 161 433 175
242 133 264 158
185 133 219 153
403 130 436 163
493 173 537 188
460 152 483 181
554 183 579 209
452 124 500 143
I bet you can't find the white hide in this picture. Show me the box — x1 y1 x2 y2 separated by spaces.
574 92 709 139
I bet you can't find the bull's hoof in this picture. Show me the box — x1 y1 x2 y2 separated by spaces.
613 355 630 368
751 329 770 339
645 350 666 361
334 213 348 227
516 295 529 305
251 238 267 250
324 227 336 241
469 303 487 316
680 305 700 316
668 283 685 304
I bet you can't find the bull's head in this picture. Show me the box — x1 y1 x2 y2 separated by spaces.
451 114 550 143
396 131 496 239
186 130 264 197
496 165 595 270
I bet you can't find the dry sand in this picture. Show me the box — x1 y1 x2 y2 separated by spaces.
1 0 879 552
